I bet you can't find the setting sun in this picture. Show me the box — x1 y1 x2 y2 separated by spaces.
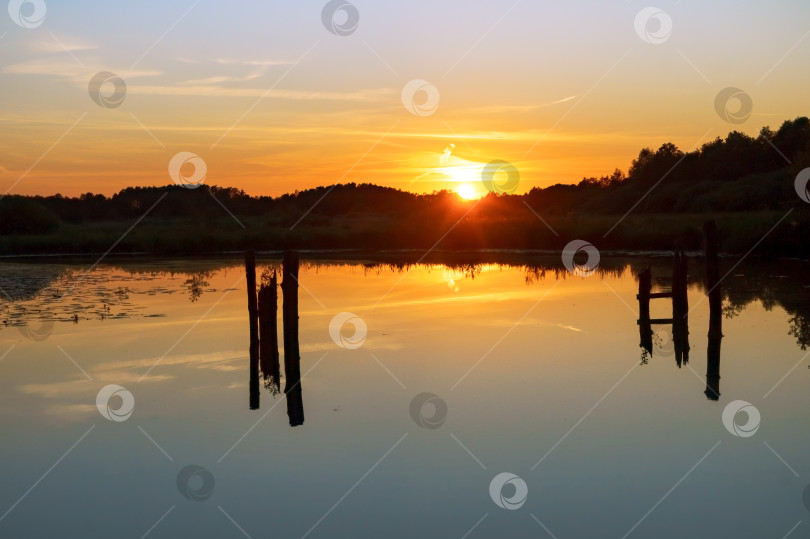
445 160 483 199
457 183 478 200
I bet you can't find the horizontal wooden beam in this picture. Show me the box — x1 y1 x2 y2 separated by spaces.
637 318 674 325
637 292 674 300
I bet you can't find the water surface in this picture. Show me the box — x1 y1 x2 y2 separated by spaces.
0 255 808 538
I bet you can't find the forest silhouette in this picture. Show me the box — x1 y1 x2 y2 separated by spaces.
2 117 809 256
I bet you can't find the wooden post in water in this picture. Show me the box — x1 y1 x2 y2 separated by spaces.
703 221 722 400
245 250 260 410
637 268 653 355
258 269 280 394
703 221 721 308
671 251 690 367
282 251 304 426
706 314 722 400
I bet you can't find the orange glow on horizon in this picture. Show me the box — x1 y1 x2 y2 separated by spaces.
1 2 808 199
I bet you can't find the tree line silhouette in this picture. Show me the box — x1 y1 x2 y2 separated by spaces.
1 117 808 256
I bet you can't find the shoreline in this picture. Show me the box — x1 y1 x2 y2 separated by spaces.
1 248 806 264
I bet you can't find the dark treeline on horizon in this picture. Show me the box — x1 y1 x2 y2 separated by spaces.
2 117 809 256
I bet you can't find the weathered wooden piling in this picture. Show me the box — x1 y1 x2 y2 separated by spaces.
258 269 280 394
705 316 722 400
637 268 653 354
281 251 304 426
671 251 690 367
637 253 690 364
245 250 260 410
703 221 722 400
703 221 721 310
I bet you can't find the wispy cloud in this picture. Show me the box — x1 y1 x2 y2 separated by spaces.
2 56 391 103
177 75 264 85
551 95 578 105
175 57 298 86
29 33 96 53
126 85 393 101
470 95 578 115
3 57 161 81
177 57 294 67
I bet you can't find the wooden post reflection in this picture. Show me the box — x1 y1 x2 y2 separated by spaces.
282 251 304 426
258 269 280 394
638 268 653 355
672 251 690 367
637 253 689 365
703 221 722 400
245 250 260 410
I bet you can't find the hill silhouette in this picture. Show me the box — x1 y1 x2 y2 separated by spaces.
1 117 809 257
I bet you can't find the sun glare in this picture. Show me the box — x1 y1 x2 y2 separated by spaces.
457 183 477 200
446 162 482 200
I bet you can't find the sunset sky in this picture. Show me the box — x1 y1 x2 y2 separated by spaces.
1 0 808 198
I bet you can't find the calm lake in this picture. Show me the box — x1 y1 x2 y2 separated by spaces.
0 253 808 538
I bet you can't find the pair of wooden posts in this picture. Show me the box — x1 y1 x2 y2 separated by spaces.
246 250 304 426
637 221 723 400
637 250 690 367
